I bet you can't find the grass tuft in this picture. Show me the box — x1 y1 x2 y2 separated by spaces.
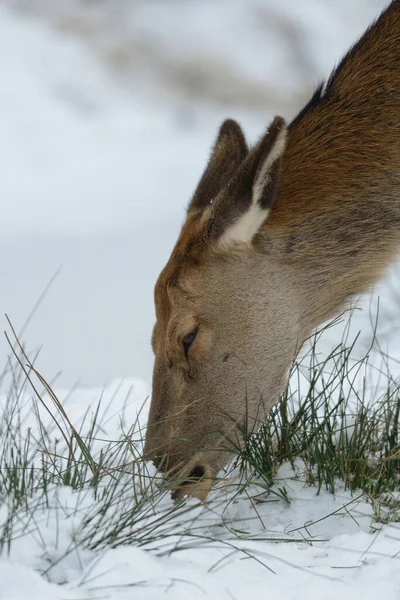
238 312 400 510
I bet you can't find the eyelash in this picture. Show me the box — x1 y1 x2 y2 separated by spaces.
182 330 198 357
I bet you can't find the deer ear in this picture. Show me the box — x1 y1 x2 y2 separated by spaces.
188 119 248 214
213 116 287 248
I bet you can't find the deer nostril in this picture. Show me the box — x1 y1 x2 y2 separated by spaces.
188 465 205 481
171 464 211 501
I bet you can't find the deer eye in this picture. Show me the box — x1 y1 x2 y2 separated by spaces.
182 330 197 357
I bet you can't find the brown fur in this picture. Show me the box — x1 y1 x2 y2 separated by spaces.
144 0 400 500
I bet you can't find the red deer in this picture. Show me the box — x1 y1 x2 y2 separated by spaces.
144 0 400 500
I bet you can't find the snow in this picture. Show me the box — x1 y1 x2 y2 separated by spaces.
1 383 400 600
0 1 399 599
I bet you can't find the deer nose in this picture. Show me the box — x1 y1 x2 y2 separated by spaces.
187 465 205 481
174 464 206 488
171 463 211 501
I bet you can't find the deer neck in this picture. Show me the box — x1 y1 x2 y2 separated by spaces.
260 0 400 334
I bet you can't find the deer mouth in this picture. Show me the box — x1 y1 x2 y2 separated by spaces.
170 463 214 501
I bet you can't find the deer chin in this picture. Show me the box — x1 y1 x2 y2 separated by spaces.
165 458 217 502
171 475 214 502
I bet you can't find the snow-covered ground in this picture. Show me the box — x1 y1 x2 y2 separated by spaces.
0 1 399 599
3 478 400 600
1 378 400 600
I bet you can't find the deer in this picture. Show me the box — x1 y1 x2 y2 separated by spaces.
144 0 400 501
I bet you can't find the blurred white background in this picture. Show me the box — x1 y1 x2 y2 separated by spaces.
0 0 392 388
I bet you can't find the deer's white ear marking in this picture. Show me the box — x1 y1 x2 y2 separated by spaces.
222 204 270 248
218 117 287 249
252 125 287 208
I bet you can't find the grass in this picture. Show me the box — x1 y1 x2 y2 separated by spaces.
237 312 400 517
0 303 399 580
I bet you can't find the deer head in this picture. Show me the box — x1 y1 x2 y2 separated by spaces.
144 117 303 499
144 0 400 499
